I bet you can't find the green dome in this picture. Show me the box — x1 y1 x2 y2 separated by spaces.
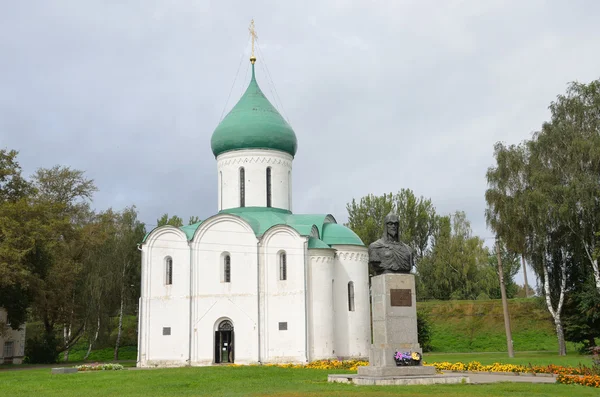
211 64 298 157
321 223 365 246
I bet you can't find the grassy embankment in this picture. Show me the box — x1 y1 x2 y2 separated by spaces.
418 298 581 353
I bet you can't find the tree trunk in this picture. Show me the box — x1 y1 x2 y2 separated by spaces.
592 258 600 292
582 241 600 293
83 315 100 361
63 324 71 362
114 286 125 361
555 317 566 356
63 292 76 361
521 254 530 297
542 247 567 356
114 261 128 361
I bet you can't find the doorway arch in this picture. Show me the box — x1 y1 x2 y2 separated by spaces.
214 319 234 364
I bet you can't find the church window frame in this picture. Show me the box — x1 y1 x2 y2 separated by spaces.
266 167 272 207
219 171 223 210
239 167 245 207
348 281 355 312
224 254 231 283
279 251 287 281
165 257 173 285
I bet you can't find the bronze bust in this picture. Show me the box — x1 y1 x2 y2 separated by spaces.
368 213 414 275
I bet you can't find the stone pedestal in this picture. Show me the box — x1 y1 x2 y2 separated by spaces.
329 272 469 385
358 273 435 377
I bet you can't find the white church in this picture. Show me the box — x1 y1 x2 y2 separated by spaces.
137 48 370 367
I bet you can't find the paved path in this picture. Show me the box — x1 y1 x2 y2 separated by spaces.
442 371 557 384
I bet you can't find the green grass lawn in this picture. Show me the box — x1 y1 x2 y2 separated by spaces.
424 351 593 368
0 365 597 397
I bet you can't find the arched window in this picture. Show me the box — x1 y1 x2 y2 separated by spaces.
279 252 287 281
239 168 245 207
266 167 272 207
165 257 173 285
348 281 355 311
224 255 231 283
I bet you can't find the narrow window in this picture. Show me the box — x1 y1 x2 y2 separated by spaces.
279 252 287 281
219 171 223 210
224 255 231 283
348 281 355 312
239 168 245 207
266 167 272 207
3 341 14 357
288 170 291 209
165 257 173 285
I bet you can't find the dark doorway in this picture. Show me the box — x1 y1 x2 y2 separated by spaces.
214 320 234 364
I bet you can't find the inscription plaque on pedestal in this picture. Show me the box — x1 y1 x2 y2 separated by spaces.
390 289 411 307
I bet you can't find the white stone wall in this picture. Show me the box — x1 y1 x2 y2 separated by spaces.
216 149 293 211
332 246 370 359
259 226 307 363
190 215 260 366
307 249 336 360
0 308 26 364
138 227 191 367
138 215 371 367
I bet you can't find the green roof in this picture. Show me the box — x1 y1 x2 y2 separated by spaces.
142 208 364 248
321 222 364 246
210 64 298 157
180 221 203 240
308 237 332 249
141 221 203 243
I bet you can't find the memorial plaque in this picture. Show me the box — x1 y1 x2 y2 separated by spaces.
390 289 411 307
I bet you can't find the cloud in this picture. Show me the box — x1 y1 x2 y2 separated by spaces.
1 0 599 276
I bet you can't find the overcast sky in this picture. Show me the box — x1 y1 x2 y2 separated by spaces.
2 1 600 278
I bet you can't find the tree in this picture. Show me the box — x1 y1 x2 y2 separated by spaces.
346 193 394 248
157 213 183 227
417 212 493 300
346 189 436 257
28 166 98 357
393 190 437 259
0 149 36 328
111 207 145 360
563 280 600 350
0 149 33 202
188 216 201 225
484 79 600 355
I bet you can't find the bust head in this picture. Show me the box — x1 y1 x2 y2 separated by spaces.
383 212 399 242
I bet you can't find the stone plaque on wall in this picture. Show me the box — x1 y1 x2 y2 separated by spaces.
390 289 411 307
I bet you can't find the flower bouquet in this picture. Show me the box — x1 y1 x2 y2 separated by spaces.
394 351 422 366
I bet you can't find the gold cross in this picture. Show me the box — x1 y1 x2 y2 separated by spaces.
249 19 258 64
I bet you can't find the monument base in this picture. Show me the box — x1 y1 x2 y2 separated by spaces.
328 373 470 386
357 365 436 377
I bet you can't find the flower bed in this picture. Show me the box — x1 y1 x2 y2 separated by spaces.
76 363 125 371
429 360 597 376
557 374 600 388
242 359 600 388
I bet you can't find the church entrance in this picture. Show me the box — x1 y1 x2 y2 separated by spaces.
214 320 234 364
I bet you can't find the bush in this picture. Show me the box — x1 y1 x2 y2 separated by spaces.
76 363 124 371
417 310 432 352
24 334 59 364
